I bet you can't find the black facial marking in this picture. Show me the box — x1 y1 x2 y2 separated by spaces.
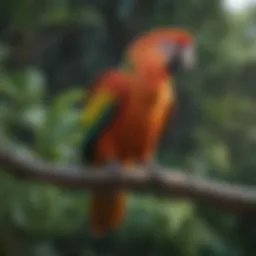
167 52 182 73
165 43 183 73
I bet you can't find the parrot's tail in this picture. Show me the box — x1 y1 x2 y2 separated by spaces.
89 190 127 237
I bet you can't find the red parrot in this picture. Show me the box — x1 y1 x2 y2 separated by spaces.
80 27 195 237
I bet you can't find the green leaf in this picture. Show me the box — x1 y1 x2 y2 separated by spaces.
175 217 220 256
121 196 194 239
0 43 10 64
21 105 46 129
23 68 46 101
40 5 104 27
0 73 19 100
35 89 83 160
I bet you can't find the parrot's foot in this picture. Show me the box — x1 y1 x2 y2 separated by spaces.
142 160 161 179
104 161 122 174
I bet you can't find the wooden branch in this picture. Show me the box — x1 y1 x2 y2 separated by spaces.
0 148 256 213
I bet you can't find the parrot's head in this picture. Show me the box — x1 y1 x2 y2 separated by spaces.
126 27 196 74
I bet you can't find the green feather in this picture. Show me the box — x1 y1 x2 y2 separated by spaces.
81 99 119 164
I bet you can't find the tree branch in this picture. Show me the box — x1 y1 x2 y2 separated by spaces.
0 148 256 213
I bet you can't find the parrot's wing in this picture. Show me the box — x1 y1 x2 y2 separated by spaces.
80 69 127 163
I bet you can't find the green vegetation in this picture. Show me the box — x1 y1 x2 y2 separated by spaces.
0 0 255 255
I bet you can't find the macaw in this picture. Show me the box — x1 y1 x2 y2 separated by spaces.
80 27 195 237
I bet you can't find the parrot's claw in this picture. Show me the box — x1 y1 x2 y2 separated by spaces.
104 161 122 174
143 160 161 179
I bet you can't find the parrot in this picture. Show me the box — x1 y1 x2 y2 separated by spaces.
80 27 195 238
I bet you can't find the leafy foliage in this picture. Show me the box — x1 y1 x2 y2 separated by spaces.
0 0 255 255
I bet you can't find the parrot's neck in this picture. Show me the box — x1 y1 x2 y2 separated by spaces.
120 54 174 87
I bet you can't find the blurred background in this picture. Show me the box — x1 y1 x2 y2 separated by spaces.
0 0 255 255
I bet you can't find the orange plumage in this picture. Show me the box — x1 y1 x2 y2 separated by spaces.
81 27 194 237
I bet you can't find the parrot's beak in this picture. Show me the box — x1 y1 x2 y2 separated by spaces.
181 44 196 70
166 44 196 73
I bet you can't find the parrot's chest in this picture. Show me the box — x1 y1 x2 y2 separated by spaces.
116 80 173 156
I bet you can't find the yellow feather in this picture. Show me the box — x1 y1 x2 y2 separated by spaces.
80 90 115 127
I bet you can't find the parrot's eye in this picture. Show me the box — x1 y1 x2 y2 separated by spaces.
158 40 177 59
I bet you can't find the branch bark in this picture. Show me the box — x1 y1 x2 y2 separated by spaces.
0 148 256 213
